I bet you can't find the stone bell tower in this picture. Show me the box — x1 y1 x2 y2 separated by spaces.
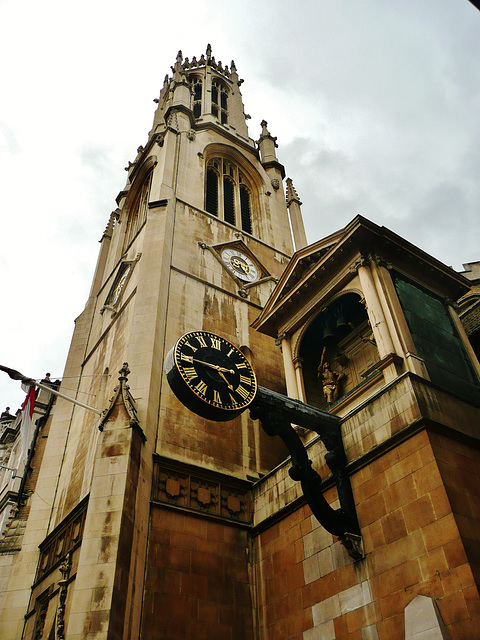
0 47 307 640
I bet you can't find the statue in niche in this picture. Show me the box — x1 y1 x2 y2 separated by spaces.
318 347 345 404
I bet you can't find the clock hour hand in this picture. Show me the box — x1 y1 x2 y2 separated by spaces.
232 258 249 274
193 359 235 375
217 369 234 390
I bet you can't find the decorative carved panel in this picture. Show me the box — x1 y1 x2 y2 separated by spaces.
35 497 88 583
152 457 251 524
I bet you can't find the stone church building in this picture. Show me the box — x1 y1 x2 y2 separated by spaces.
1 47 480 640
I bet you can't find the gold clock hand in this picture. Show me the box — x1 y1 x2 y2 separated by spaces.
232 258 249 274
193 359 235 375
217 370 234 390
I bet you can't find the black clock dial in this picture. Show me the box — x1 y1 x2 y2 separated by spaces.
165 331 257 421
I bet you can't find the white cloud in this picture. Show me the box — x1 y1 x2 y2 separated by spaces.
1 0 480 409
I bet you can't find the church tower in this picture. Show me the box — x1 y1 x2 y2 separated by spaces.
0 47 306 640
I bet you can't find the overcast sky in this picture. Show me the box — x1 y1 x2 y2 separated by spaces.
1 0 479 411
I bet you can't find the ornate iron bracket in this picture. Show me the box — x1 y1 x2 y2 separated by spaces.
250 386 362 560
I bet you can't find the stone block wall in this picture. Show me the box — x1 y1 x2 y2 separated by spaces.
430 432 480 590
142 506 254 640
252 430 480 639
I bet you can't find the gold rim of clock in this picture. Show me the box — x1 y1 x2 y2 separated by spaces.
173 331 257 411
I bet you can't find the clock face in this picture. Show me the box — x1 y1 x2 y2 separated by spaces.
111 265 131 306
165 331 257 421
221 248 259 283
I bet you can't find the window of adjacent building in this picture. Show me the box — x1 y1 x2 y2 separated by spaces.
393 272 480 402
190 76 202 119
205 158 253 234
211 79 228 124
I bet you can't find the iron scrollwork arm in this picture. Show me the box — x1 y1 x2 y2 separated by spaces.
250 387 360 544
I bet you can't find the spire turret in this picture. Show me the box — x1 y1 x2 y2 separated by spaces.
149 46 251 139
285 177 302 206
256 120 285 185
285 178 307 250
257 120 278 164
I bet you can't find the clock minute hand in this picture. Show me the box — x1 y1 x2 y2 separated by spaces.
193 359 235 375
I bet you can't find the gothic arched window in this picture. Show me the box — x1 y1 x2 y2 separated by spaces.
211 80 228 124
205 158 253 233
239 179 252 235
124 171 152 250
205 167 218 216
190 76 202 119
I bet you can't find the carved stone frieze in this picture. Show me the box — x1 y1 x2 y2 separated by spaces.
155 469 189 507
36 497 88 584
152 457 251 524
220 488 248 520
191 478 219 513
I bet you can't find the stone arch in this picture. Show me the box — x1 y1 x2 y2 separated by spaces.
292 288 364 361
203 144 261 234
122 156 157 250
295 291 378 409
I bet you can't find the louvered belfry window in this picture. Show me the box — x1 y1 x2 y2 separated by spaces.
223 177 235 225
239 183 252 234
206 168 218 216
190 76 202 119
205 158 253 233
211 80 228 124
124 172 152 250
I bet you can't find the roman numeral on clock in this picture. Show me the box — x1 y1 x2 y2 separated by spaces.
236 386 250 400
183 367 197 381
195 380 208 395
210 337 221 350
239 375 252 385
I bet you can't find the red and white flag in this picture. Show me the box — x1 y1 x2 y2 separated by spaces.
20 386 35 460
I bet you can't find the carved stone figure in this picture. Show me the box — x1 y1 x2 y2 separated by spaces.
318 350 345 403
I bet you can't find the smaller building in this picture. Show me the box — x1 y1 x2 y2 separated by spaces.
251 215 480 639
458 261 480 360
0 379 58 555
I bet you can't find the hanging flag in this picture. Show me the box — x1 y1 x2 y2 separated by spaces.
19 386 36 461
0 365 34 385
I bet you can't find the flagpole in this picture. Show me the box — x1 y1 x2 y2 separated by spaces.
33 380 102 416
0 365 102 416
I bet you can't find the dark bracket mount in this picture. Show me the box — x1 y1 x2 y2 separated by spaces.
250 386 363 560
